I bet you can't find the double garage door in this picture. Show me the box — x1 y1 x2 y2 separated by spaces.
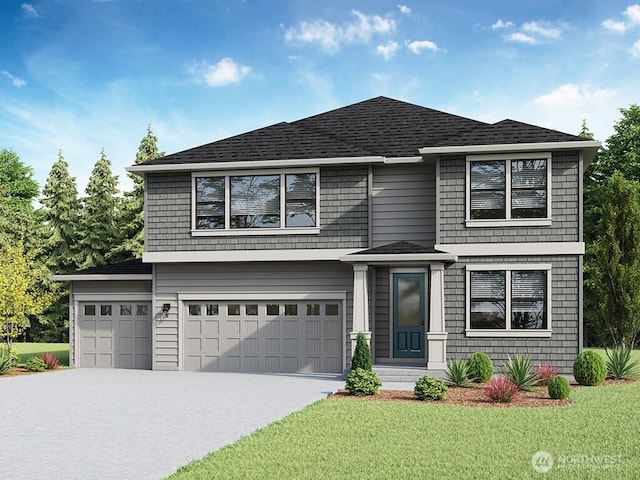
78 302 152 369
184 300 343 373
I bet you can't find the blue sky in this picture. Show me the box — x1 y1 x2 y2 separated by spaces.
1 0 640 193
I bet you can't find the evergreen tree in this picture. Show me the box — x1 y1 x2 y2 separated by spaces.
351 332 372 371
38 151 81 341
109 125 163 262
78 149 119 269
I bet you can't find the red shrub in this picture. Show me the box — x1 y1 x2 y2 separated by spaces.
534 363 559 386
39 352 60 370
483 375 519 403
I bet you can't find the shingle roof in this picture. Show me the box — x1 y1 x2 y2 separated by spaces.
352 241 445 255
141 96 592 166
61 259 152 276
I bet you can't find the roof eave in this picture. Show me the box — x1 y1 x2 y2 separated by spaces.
419 141 601 161
340 253 458 264
50 274 153 282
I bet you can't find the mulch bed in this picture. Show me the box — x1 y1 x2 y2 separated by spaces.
329 379 636 408
0 367 62 378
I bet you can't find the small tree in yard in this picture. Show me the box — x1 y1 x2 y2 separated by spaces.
351 332 372 371
0 240 53 350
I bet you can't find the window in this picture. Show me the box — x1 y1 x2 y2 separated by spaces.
325 304 339 316
228 304 241 315
246 304 258 315
266 304 280 315
136 304 149 316
100 305 112 316
206 304 219 316
84 305 96 316
193 170 318 233
188 304 201 316
119 304 132 316
306 304 320 316
466 264 551 337
467 153 550 226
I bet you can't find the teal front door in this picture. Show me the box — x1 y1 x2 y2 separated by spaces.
393 273 426 358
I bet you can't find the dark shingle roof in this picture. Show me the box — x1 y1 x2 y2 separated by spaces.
62 259 151 276
141 96 593 166
352 241 445 255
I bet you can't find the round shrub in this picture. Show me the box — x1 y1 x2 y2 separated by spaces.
467 352 494 383
548 375 571 400
573 350 606 386
345 368 382 396
414 375 448 401
26 356 46 373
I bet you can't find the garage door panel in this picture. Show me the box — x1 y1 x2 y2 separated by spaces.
185 301 342 373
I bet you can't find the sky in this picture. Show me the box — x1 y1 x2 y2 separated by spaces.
1 0 640 194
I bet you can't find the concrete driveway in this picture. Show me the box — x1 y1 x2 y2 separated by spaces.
1 369 343 480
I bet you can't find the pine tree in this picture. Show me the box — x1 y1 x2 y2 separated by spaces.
109 125 163 262
78 149 119 269
351 332 372 371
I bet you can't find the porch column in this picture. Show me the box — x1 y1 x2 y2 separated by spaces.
427 262 448 369
350 264 371 356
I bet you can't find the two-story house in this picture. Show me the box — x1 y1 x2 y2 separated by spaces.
55 97 600 374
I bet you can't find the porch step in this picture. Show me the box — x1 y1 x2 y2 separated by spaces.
373 365 445 383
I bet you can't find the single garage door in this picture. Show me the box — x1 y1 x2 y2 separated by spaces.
78 302 152 369
184 301 342 373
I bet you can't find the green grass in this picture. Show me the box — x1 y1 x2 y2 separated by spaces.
167 382 640 480
13 343 69 366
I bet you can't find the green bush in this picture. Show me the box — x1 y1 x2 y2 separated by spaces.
443 358 474 387
414 375 448 401
548 375 571 400
0 348 13 374
345 368 381 396
26 356 46 372
605 347 639 380
467 352 494 383
351 332 372 371
503 354 539 392
573 350 607 386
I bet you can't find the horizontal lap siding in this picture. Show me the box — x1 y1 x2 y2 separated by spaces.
154 261 354 370
438 152 580 244
373 267 390 359
444 256 580 373
145 167 369 252
372 164 436 247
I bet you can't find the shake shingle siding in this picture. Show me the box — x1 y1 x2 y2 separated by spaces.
444 256 580 373
145 166 369 252
438 152 580 244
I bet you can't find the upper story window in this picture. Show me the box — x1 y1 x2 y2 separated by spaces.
466 153 551 227
193 169 319 235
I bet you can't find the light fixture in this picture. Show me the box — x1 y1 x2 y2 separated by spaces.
161 303 171 317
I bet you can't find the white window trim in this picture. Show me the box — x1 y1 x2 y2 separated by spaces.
465 263 552 338
466 152 552 227
191 167 320 236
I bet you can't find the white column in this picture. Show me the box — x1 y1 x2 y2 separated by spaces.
350 264 371 356
427 262 448 370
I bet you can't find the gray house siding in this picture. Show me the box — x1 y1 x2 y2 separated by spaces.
438 152 580 244
373 266 390 359
153 261 354 370
444 255 580 373
371 163 436 247
145 166 369 252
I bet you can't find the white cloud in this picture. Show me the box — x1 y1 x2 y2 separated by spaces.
632 39 640 57
492 19 514 29
507 32 538 44
192 57 251 87
603 19 627 33
522 21 563 39
284 10 396 53
624 4 640 25
398 5 411 15
406 40 439 54
603 4 640 33
533 84 616 109
376 41 399 60
1 70 26 88
21 3 38 18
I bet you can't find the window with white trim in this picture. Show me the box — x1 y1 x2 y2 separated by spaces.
193 170 318 233
466 264 551 337
466 153 551 226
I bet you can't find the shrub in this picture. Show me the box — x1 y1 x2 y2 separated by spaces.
503 354 539 392
573 350 607 386
548 375 571 400
351 332 372 372
345 368 381 396
534 363 560 386
467 352 494 383
483 375 519 403
414 375 448 401
0 348 13 374
40 352 61 370
443 358 474 387
26 356 46 372
605 347 639 380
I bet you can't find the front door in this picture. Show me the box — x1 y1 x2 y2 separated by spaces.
393 273 426 358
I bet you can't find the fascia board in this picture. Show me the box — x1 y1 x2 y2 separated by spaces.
419 141 601 156
50 274 153 281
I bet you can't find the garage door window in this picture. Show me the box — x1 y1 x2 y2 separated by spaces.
84 305 96 316
136 304 149 316
284 304 297 315
189 304 201 316
101 305 112 316
228 304 241 315
266 304 279 315
307 304 320 315
325 304 339 316
206 304 219 315
246 304 258 315
120 304 132 316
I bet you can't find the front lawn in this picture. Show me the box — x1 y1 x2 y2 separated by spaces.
168 382 640 479
13 342 69 366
